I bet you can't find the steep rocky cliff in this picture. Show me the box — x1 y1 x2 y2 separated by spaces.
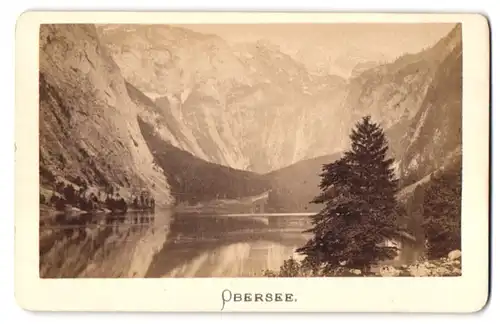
39 24 173 205
398 25 462 187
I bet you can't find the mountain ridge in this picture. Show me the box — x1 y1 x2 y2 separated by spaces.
98 24 349 173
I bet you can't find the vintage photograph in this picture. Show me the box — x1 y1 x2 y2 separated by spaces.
38 22 463 279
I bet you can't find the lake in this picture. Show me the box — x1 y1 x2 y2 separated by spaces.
39 209 313 278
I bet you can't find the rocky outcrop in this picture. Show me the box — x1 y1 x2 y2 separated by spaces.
263 250 461 277
377 251 461 277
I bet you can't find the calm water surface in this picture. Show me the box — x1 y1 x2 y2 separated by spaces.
39 209 312 278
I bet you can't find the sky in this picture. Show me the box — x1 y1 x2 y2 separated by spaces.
176 23 456 77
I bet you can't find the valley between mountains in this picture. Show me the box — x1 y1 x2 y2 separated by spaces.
39 23 462 222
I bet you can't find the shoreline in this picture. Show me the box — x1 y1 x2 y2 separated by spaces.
39 204 156 220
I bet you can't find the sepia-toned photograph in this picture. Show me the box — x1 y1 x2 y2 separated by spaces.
37 21 464 279
11 10 491 312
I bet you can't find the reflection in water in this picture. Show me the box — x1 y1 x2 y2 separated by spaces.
151 241 306 278
39 210 172 278
146 213 312 278
39 210 312 278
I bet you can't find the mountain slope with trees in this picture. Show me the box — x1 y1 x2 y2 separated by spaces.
137 117 270 204
392 25 462 257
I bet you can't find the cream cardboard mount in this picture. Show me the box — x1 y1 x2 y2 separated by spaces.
15 11 490 312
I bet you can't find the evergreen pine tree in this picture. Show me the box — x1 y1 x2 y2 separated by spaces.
297 116 401 273
39 193 46 205
422 158 461 259
140 193 146 209
63 184 76 205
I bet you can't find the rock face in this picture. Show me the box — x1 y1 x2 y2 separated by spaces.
39 24 173 205
97 24 348 173
397 25 462 187
448 250 462 261
392 26 462 244
377 259 462 277
39 24 268 207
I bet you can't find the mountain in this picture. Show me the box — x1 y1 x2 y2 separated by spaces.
124 81 211 160
386 25 462 249
292 46 390 79
398 25 462 187
264 25 463 213
125 76 271 203
136 114 270 204
350 61 383 78
97 24 461 177
39 24 275 210
344 24 462 164
40 23 462 214
97 25 348 173
39 24 173 205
